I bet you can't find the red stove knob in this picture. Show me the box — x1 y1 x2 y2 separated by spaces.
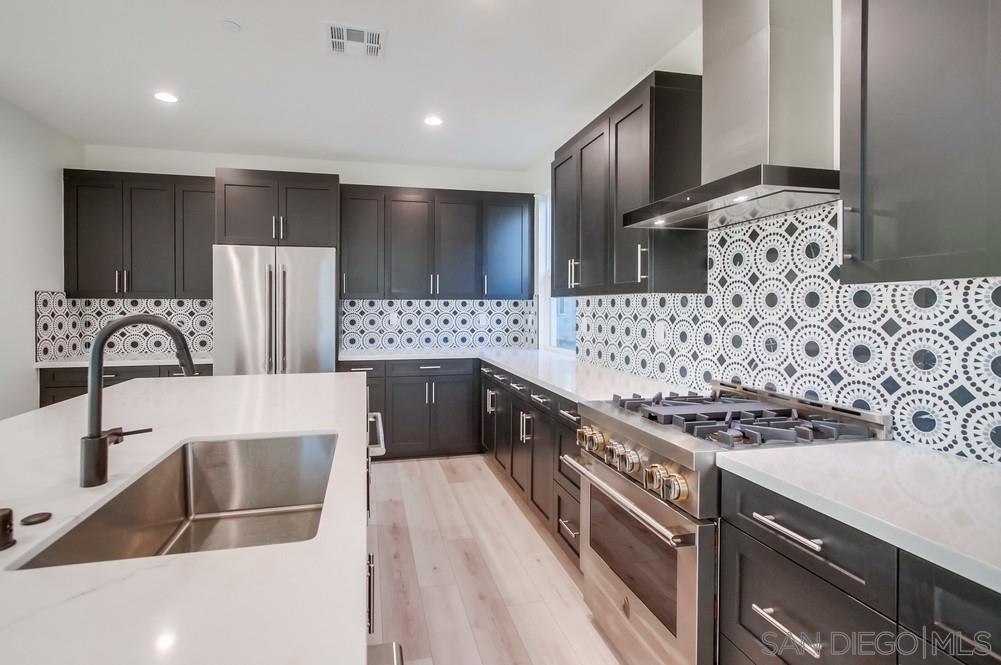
618 449 641 473
664 474 690 502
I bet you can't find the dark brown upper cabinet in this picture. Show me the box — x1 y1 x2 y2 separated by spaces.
342 185 533 300
215 168 338 247
385 188 435 299
123 175 175 298
433 192 481 299
65 171 124 298
483 193 533 299
340 185 386 300
550 71 704 297
840 0 1001 283
65 170 213 300
174 177 215 299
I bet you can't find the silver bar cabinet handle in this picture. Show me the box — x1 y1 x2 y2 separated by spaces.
751 604 822 659
123 269 129 293
114 269 120 294
435 273 440 295
558 518 579 539
350 367 374 372
752 512 823 552
483 274 488 294
266 264 274 373
558 408 580 423
531 393 550 405
431 381 436 404
567 259 572 288
429 273 433 294
636 244 648 282
419 365 441 370
367 553 376 634
280 264 288 373
425 381 429 405
279 215 285 240
486 389 496 414
272 215 277 239
342 273 346 295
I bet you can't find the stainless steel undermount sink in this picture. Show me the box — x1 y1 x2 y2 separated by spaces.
19 434 337 569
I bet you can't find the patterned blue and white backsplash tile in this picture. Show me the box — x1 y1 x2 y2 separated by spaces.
575 203 1001 464
340 299 537 350
34 291 214 361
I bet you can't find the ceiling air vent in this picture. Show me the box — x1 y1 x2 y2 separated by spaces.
326 23 383 58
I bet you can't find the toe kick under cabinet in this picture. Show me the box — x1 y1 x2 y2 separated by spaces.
339 359 480 460
719 471 1001 665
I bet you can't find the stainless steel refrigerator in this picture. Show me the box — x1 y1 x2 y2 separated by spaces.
212 245 337 375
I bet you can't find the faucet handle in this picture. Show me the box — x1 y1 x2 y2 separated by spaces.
105 427 153 445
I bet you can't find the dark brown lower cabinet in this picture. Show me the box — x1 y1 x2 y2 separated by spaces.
366 377 386 448
510 401 532 493
554 421 580 493
527 406 555 524
720 521 895 664
39 364 211 407
719 635 757 665
493 388 512 471
381 360 479 459
480 381 497 454
553 482 580 564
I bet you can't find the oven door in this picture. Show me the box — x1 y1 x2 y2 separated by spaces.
563 454 715 665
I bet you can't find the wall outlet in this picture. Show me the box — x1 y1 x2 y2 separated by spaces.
387 312 399 327
476 313 489 327
654 319 668 345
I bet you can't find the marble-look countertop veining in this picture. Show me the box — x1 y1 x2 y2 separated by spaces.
35 354 214 369
0 373 367 664
338 347 700 402
718 441 1001 594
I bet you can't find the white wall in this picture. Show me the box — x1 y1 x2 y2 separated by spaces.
0 97 83 418
84 144 537 193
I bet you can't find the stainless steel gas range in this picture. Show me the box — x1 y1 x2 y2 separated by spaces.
562 381 892 665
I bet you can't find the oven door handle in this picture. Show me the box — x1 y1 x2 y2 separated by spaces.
561 455 696 548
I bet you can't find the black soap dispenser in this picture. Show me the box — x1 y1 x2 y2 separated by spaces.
0 508 14 551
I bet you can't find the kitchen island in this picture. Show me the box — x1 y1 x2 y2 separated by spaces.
0 372 368 664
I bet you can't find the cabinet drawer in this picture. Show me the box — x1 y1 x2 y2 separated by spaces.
527 385 557 414
388 358 474 377
722 471 897 617
554 482 581 560
337 360 386 377
899 552 1001 665
39 385 88 407
159 364 213 377
555 422 581 492
40 365 159 387
720 522 895 664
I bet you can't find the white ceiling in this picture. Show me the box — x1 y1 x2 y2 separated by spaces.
0 0 701 171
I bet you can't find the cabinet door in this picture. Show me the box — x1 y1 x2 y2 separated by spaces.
278 173 338 247
215 168 278 245
386 189 434 299
481 382 496 453
367 377 386 448
609 90 652 291
430 374 476 454
385 376 430 458
483 193 533 299
510 401 531 493
64 171 124 298
528 409 555 524
576 119 610 293
340 185 385 299
551 151 579 297
554 422 580 492
841 0 1001 282
494 388 513 471
174 177 215 299
121 176 175 298
433 193 480 298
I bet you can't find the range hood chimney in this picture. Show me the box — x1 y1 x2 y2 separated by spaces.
625 0 839 230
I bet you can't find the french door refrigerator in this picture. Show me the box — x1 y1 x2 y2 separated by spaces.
213 245 337 375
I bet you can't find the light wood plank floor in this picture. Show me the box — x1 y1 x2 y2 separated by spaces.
369 455 623 665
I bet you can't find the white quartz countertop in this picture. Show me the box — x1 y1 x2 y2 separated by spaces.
0 373 367 664
718 440 1001 594
35 354 214 369
339 347 698 402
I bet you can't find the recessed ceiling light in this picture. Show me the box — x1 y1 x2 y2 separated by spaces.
654 219 667 226
733 194 750 203
221 19 242 33
154 91 178 103
424 115 443 127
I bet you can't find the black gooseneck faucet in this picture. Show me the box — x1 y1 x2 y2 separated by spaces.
80 314 196 487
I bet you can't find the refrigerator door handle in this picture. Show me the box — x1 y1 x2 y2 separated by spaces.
280 264 288 373
266 264 275 374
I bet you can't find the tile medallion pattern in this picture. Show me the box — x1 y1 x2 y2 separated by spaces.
35 291 213 361
576 203 1001 463
340 298 537 350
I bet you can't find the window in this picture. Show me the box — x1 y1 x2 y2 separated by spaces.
536 192 576 354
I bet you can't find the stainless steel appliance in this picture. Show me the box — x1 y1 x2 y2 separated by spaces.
563 381 892 665
212 245 337 375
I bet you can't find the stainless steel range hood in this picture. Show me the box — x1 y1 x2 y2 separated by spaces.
626 0 838 230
